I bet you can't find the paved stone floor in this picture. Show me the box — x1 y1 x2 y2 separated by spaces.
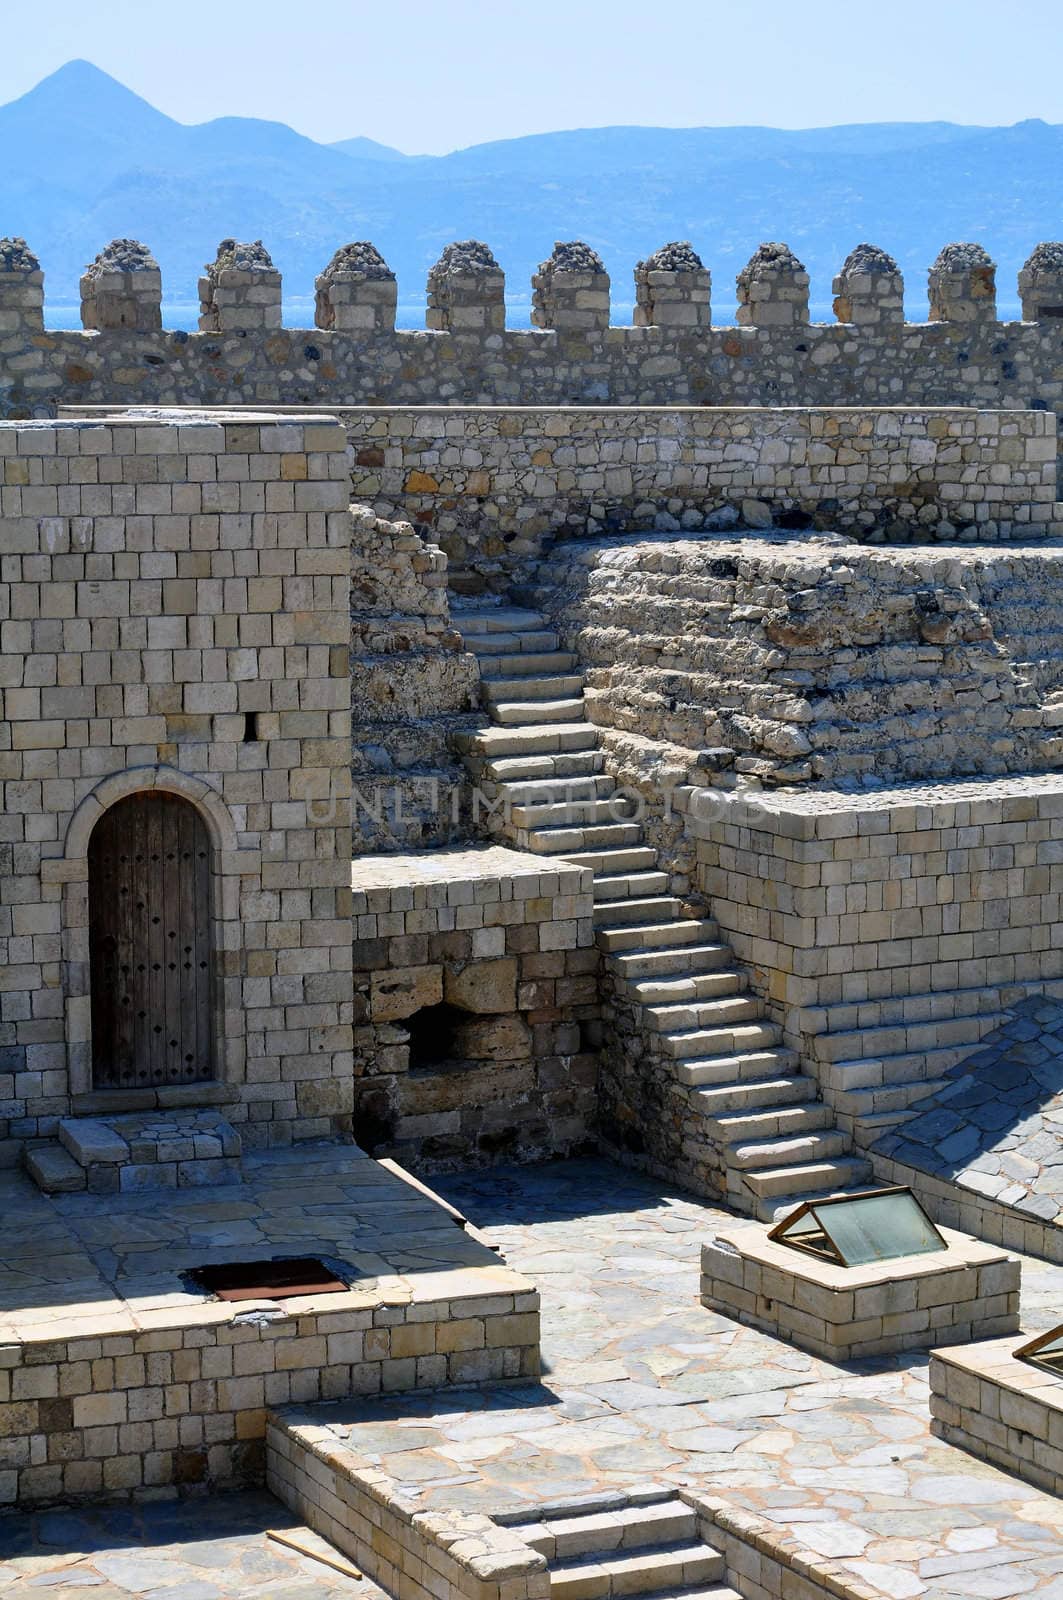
0 1490 385 1600
0 1143 498 1342
281 1158 1063 1600
878 997 1063 1228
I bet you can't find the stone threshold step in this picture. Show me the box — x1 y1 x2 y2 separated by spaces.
549 1544 725 1600
516 1500 699 1559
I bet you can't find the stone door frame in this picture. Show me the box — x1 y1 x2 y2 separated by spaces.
47 765 251 1103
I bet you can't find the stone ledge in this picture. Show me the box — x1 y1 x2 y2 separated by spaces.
930 1334 1063 1497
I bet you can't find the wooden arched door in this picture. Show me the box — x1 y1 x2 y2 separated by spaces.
88 792 214 1090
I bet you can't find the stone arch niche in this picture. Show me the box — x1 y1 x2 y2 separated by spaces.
88 791 214 1092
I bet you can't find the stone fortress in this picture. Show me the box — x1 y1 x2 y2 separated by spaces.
4 226 1063 1600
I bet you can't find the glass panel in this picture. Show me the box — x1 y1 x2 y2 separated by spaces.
1015 1326 1063 1371
776 1209 837 1262
813 1191 944 1266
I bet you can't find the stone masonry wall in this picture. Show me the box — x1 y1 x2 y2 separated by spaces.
0 412 353 1162
346 406 1058 587
349 505 479 851
351 848 599 1172
522 533 1063 789
687 773 1063 1082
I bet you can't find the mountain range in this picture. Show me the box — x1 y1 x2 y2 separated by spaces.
3 59 1063 323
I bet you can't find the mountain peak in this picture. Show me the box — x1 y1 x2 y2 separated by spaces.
10 59 178 126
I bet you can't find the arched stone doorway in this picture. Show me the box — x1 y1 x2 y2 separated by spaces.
88 791 215 1091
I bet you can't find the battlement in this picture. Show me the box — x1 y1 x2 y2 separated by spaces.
4 232 1063 420
5 232 1063 336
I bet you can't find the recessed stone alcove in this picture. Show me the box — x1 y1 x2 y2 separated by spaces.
352 847 600 1170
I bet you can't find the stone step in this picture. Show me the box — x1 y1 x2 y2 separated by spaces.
692 1076 818 1115
511 798 636 828
740 1155 874 1207
454 606 546 633
497 775 615 805
524 822 644 853
845 1106 920 1139
24 1141 86 1193
565 846 658 875
728 1128 853 1173
593 870 671 903
676 1048 799 1087
710 1103 835 1145
463 629 563 656
494 697 587 726
518 1501 699 1560
818 1043 980 1092
550 1545 725 1600
626 970 745 1005
460 722 600 759
484 751 605 783
597 919 719 954
594 896 685 927
644 995 762 1035
484 651 578 676
812 1012 1006 1065
484 674 585 704
829 1076 950 1119
56 1110 243 1193
659 1021 782 1061
609 943 732 980
757 1180 875 1223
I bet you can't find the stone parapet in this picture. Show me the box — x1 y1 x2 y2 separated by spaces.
928 241 997 324
532 241 610 334
0 237 44 338
832 242 904 326
80 239 162 331
426 239 506 333
315 241 397 332
1018 241 1063 322
736 242 810 327
199 238 282 332
633 241 711 329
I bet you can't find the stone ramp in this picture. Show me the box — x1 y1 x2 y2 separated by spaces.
873 994 1063 1259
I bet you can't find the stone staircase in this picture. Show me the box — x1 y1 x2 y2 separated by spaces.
25 1108 243 1194
454 604 872 1219
496 1494 737 1600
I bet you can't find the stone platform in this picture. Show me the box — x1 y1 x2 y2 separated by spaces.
263 1158 1063 1600
700 1216 1020 1361
27 1109 243 1194
0 1142 538 1506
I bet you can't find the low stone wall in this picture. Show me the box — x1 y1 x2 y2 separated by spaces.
524 533 1063 789
0 1268 539 1506
929 1336 1063 1496
701 1223 1019 1361
268 1416 549 1600
344 406 1059 586
351 847 599 1170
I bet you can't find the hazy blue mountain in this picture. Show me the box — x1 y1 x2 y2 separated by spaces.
3 60 1061 322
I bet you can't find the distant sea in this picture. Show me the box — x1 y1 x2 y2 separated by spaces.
42 295 1022 331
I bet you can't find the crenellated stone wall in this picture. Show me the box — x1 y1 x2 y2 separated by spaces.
4 235 1063 436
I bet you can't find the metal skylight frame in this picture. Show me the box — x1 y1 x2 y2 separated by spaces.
767 1186 947 1268
1013 1324 1063 1374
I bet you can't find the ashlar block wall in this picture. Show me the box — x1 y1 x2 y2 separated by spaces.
0 411 354 1160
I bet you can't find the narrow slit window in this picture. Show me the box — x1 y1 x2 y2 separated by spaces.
243 711 258 743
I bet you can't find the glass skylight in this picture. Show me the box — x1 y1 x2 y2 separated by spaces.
1014 1325 1063 1374
768 1187 947 1267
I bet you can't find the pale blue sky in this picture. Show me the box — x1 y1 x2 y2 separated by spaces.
3 0 1063 153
